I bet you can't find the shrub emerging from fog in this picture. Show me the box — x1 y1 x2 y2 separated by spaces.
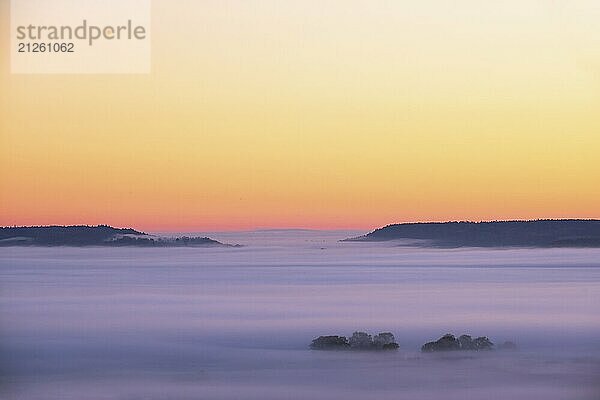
310 335 350 350
373 332 399 349
421 334 494 352
311 332 399 351
349 332 374 349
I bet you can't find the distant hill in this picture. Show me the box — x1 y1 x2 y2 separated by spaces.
344 219 600 248
0 225 233 247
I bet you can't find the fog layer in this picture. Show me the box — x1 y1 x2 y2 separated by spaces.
1 231 599 399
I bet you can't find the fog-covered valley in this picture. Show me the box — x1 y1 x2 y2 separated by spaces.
1 231 599 399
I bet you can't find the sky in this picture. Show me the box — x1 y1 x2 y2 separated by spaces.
1 0 599 231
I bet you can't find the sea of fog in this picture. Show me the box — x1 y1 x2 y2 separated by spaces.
1 230 599 399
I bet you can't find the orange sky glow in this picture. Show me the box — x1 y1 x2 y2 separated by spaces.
1 1 599 231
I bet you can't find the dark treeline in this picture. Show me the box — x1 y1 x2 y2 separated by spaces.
346 219 600 248
0 225 231 247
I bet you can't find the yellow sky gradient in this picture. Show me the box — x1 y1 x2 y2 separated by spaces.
1 1 599 231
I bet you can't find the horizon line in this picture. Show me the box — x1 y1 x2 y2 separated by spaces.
3 218 600 233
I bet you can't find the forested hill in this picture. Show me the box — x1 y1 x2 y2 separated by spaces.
345 220 600 248
0 225 231 247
